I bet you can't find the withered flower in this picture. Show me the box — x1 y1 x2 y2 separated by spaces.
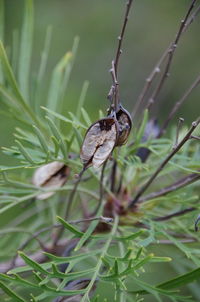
32 161 70 200
115 104 132 146
80 117 118 169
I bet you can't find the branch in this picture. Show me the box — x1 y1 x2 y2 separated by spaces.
108 0 134 109
131 0 199 118
153 207 196 222
146 0 197 110
159 74 200 137
137 171 200 203
129 118 200 207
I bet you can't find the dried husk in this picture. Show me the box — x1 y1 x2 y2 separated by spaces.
80 117 118 169
115 105 132 146
32 161 69 200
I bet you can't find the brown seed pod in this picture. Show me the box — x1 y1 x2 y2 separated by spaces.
115 104 132 146
32 161 70 200
80 117 118 169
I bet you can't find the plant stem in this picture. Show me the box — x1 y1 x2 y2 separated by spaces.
153 207 196 222
108 0 134 110
137 172 200 203
129 118 200 207
80 215 119 302
131 0 199 119
146 0 197 110
159 74 200 137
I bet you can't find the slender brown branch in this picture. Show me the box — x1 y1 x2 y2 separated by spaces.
153 207 196 222
131 0 199 118
108 0 134 108
53 168 85 245
159 74 200 137
137 172 200 203
129 118 200 207
146 0 197 110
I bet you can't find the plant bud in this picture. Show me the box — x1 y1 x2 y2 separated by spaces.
80 117 118 169
32 161 69 200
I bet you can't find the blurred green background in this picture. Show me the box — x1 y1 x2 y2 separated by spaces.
1 0 200 159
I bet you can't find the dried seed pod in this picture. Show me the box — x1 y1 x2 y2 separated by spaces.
80 117 118 169
32 161 70 200
115 104 132 146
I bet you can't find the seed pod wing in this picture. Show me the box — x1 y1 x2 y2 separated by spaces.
80 117 118 169
116 105 132 146
32 162 69 200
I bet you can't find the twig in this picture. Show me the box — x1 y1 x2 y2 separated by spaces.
53 168 85 245
159 74 200 137
131 0 199 118
137 172 200 203
92 161 107 216
129 118 200 207
110 160 117 192
153 207 196 222
146 0 197 110
191 135 200 141
107 0 134 108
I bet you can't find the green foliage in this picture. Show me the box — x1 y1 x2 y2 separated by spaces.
0 1 200 302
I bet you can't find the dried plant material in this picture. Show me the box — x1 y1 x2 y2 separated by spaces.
116 105 132 146
80 117 118 169
32 161 70 200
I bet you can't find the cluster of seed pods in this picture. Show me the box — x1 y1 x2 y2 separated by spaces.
80 104 132 169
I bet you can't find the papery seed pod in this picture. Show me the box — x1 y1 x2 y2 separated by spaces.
115 104 132 146
80 117 118 169
32 161 70 200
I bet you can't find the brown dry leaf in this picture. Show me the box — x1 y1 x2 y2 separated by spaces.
32 161 70 200
116 105 132 146
80 117 118 169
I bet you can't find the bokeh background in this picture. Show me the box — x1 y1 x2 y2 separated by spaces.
1 1 200 301
1 0 200 165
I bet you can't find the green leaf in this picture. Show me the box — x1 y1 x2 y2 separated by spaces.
44 249 99 263
32 125 49 154
15 139 36 164
47 51 72 112
81 107 92 126
158 267 200 290
0 41 40 127
18 251 49 275
0 281 26 302
76 81 89 119
57 216 84 237
18 0 33 98
46 115 67 157
41 106 87 129
74 201 104 251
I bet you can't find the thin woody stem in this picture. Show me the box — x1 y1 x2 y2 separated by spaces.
131 0 199 119
146 0 197 110
129 118 200 207
108 0 134 109
114 0 133 78
53 168 85 245
153 207 196 222
159 74 200 137
137 171 200 203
